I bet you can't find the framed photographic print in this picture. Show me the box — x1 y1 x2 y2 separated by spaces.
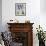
15 3 26 16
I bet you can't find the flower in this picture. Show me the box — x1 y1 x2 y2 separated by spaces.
36 25 45 41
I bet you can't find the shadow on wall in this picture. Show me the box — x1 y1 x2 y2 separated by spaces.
40 0 46 14
0 0 2 32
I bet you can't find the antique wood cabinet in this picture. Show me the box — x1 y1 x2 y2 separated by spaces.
7 23 34 46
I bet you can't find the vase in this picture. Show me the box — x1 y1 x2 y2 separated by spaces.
39 40 45 46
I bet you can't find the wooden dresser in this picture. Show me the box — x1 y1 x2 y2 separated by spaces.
7 23 34 46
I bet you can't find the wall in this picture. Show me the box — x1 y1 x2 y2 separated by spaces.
2 0 40 31
0 0 2 32
40 0 46 31
40 0 46 13
2 0 46 46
